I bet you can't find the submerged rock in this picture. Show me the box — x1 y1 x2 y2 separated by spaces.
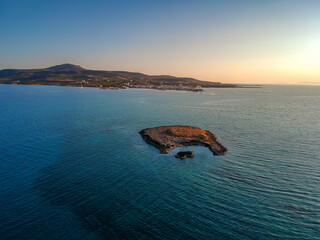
175 151 194 159
139 125 227 156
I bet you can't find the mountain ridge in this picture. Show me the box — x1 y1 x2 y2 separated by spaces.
0 63 240 90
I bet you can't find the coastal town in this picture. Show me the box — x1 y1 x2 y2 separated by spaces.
99 83 204 91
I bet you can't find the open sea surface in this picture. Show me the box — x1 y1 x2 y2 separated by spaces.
0 84 319 239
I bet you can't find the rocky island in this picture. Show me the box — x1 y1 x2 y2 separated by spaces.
139 126 227 156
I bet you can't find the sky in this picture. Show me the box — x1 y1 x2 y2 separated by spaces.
1 0 320 84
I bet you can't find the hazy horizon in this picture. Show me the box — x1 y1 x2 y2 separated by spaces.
1 0 320 84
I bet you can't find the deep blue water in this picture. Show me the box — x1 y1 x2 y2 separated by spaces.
0 84 319 240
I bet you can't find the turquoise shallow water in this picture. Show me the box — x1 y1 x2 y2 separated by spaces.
0 84 319 239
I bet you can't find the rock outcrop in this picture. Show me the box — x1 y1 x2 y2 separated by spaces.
175 151 194 159
139 125 227 156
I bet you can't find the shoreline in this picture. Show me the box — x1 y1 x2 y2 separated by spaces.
0 83 261 91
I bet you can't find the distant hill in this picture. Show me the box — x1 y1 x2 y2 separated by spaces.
0 63 239 90
47 63 84 72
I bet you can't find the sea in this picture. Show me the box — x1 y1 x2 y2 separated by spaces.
0 84 319 240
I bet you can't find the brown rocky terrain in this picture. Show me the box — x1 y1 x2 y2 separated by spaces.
139 126 227 156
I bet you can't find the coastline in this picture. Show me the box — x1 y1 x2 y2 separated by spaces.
0 64 260 91
0 82 261 92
